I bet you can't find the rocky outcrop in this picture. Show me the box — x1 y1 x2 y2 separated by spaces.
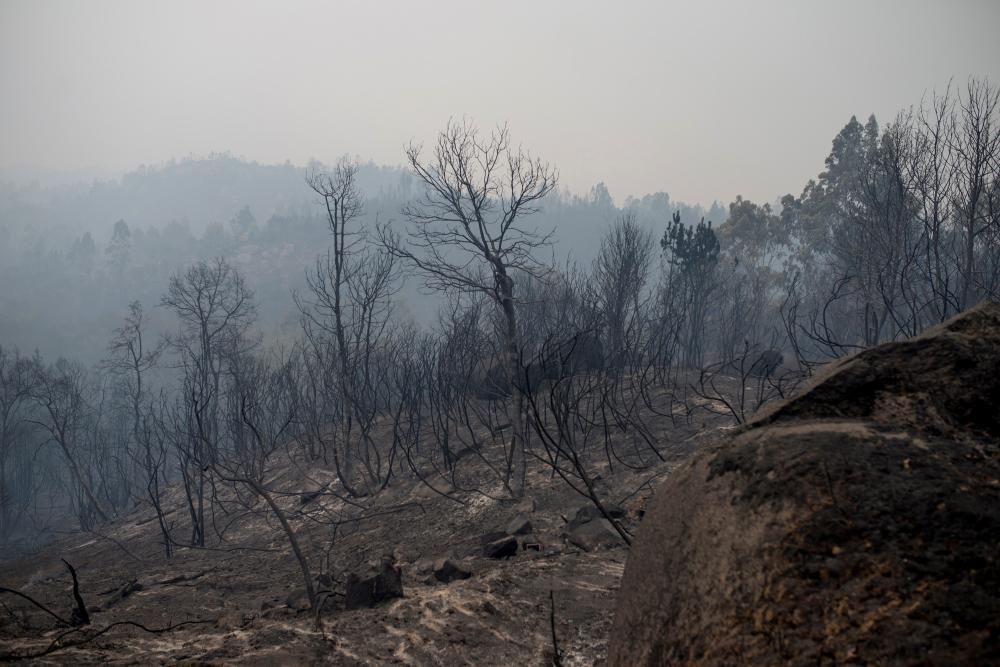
609 304 1000 666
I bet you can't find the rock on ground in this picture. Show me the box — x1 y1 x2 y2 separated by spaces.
567 518 622 552
482 534 519 559
609 304 1000 666
506 513 533 536
432 558 472 583
344 555 403 609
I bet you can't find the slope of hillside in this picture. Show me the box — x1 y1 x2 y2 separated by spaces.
0 409 710 664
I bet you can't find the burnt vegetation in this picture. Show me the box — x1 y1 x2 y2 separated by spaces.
0 79 998 662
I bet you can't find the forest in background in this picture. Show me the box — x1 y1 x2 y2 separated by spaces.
0 153 723 362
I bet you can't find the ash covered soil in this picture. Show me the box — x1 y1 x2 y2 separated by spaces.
10 306 997 666
0 407 718 665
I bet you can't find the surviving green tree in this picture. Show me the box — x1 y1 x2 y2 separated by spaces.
661 212 720 367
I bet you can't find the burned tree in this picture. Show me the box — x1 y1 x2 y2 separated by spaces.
0 347 40 543
381 120 558 497
592 213 654 368
161 257 257 546
30 359 111 529
104 302 172 557
297 158 400 495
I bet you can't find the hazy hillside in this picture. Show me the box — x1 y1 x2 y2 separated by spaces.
0 156 720 362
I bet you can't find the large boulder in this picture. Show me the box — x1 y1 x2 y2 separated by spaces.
609 304 1000 666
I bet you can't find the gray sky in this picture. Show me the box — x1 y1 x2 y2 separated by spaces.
2 0 998 206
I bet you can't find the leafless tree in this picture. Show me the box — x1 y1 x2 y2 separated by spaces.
161 257 257 546
690 341 803 425
297 158 401 495
0 347 40 543
207 347 319 607
381 119 558 496
104 302 172 556
519 335 635 546
951 78 1000 309
29 359 111 529
911 83 961 321
592 213 654 368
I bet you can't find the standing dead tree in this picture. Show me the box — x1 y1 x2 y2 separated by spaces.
592 213 654 369
29 360 111 529
519 334 633 546
381 120 558 497
297 159 400 495
951 78 1000 310
0 346 39 543
206 348 319 610
104 302 172 558
161 258 257 546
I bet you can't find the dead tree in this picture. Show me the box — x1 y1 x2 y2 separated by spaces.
519 334 632 546
951 78 1000 310
592 213 654 369
381 120 558 497
298 159 401 496
690 341 803 425
161 257 257 546
104 302 172 557
29 360 111 529
0 346 39 542
205 348 319 609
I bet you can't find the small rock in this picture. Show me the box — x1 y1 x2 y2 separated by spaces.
573 503 625 524
514 497 536 514
567 518 622 551
103 579 143 608
344 554 404 609
483 535 519 559
506 513 533 536
284 588 311 611
433 559 472 583
479 530 509 545
300 489 323 505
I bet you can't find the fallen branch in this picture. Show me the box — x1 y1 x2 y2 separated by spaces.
0 619 213 661
155 568 215 586
0 587 71 627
